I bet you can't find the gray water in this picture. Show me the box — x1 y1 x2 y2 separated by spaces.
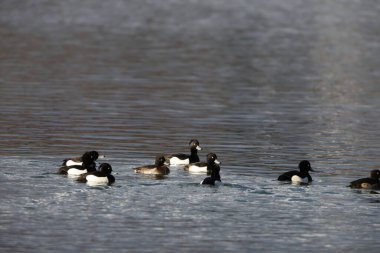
1 0 380 252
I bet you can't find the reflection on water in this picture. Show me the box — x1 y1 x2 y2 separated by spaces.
1 0 380 252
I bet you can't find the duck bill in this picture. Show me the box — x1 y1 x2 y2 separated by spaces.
214 159 221 165
196 146 202 151
310 167 315 172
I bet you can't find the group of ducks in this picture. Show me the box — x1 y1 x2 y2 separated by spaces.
134 140 222 185
57 139 380 189
58 151 115 185
57 139 221 185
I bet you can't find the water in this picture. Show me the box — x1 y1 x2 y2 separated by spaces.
1 0 380 252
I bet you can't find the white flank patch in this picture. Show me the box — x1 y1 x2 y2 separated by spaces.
169 157 189 165
67 168 87 176
291 175 308 183
67 174 80 179
188 165 207 173
86 175 108 185
361 183 371 189
139 169 155 174
135 168 161 175
66 160 83 167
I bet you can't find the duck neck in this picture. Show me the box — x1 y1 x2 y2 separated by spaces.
207 162 218 171
84 162 96 172
299 169 312 182
211 171 221 181
210 167 221 181
370 172 380 181
299 169 310 177
190 148 199 162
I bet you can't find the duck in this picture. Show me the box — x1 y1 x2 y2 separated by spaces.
57 152 96 175
134 156 170 175
164 139 202 165
200 164 222 186
61 151 99 167
184 153 220 173
77 163 115 185
349 170 380 189
277 160 314 183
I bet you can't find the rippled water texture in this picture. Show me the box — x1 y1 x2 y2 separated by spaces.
1 0 380 252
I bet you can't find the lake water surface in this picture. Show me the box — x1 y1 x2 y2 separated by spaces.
1 1 380 252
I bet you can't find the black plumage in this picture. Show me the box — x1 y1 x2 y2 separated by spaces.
278 160 314 182
164 139 202 164
349 170 380 189
77 163 115 184
201 164 221 186
57 152 96 175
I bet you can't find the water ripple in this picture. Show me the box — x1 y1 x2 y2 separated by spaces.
2 0 380 252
